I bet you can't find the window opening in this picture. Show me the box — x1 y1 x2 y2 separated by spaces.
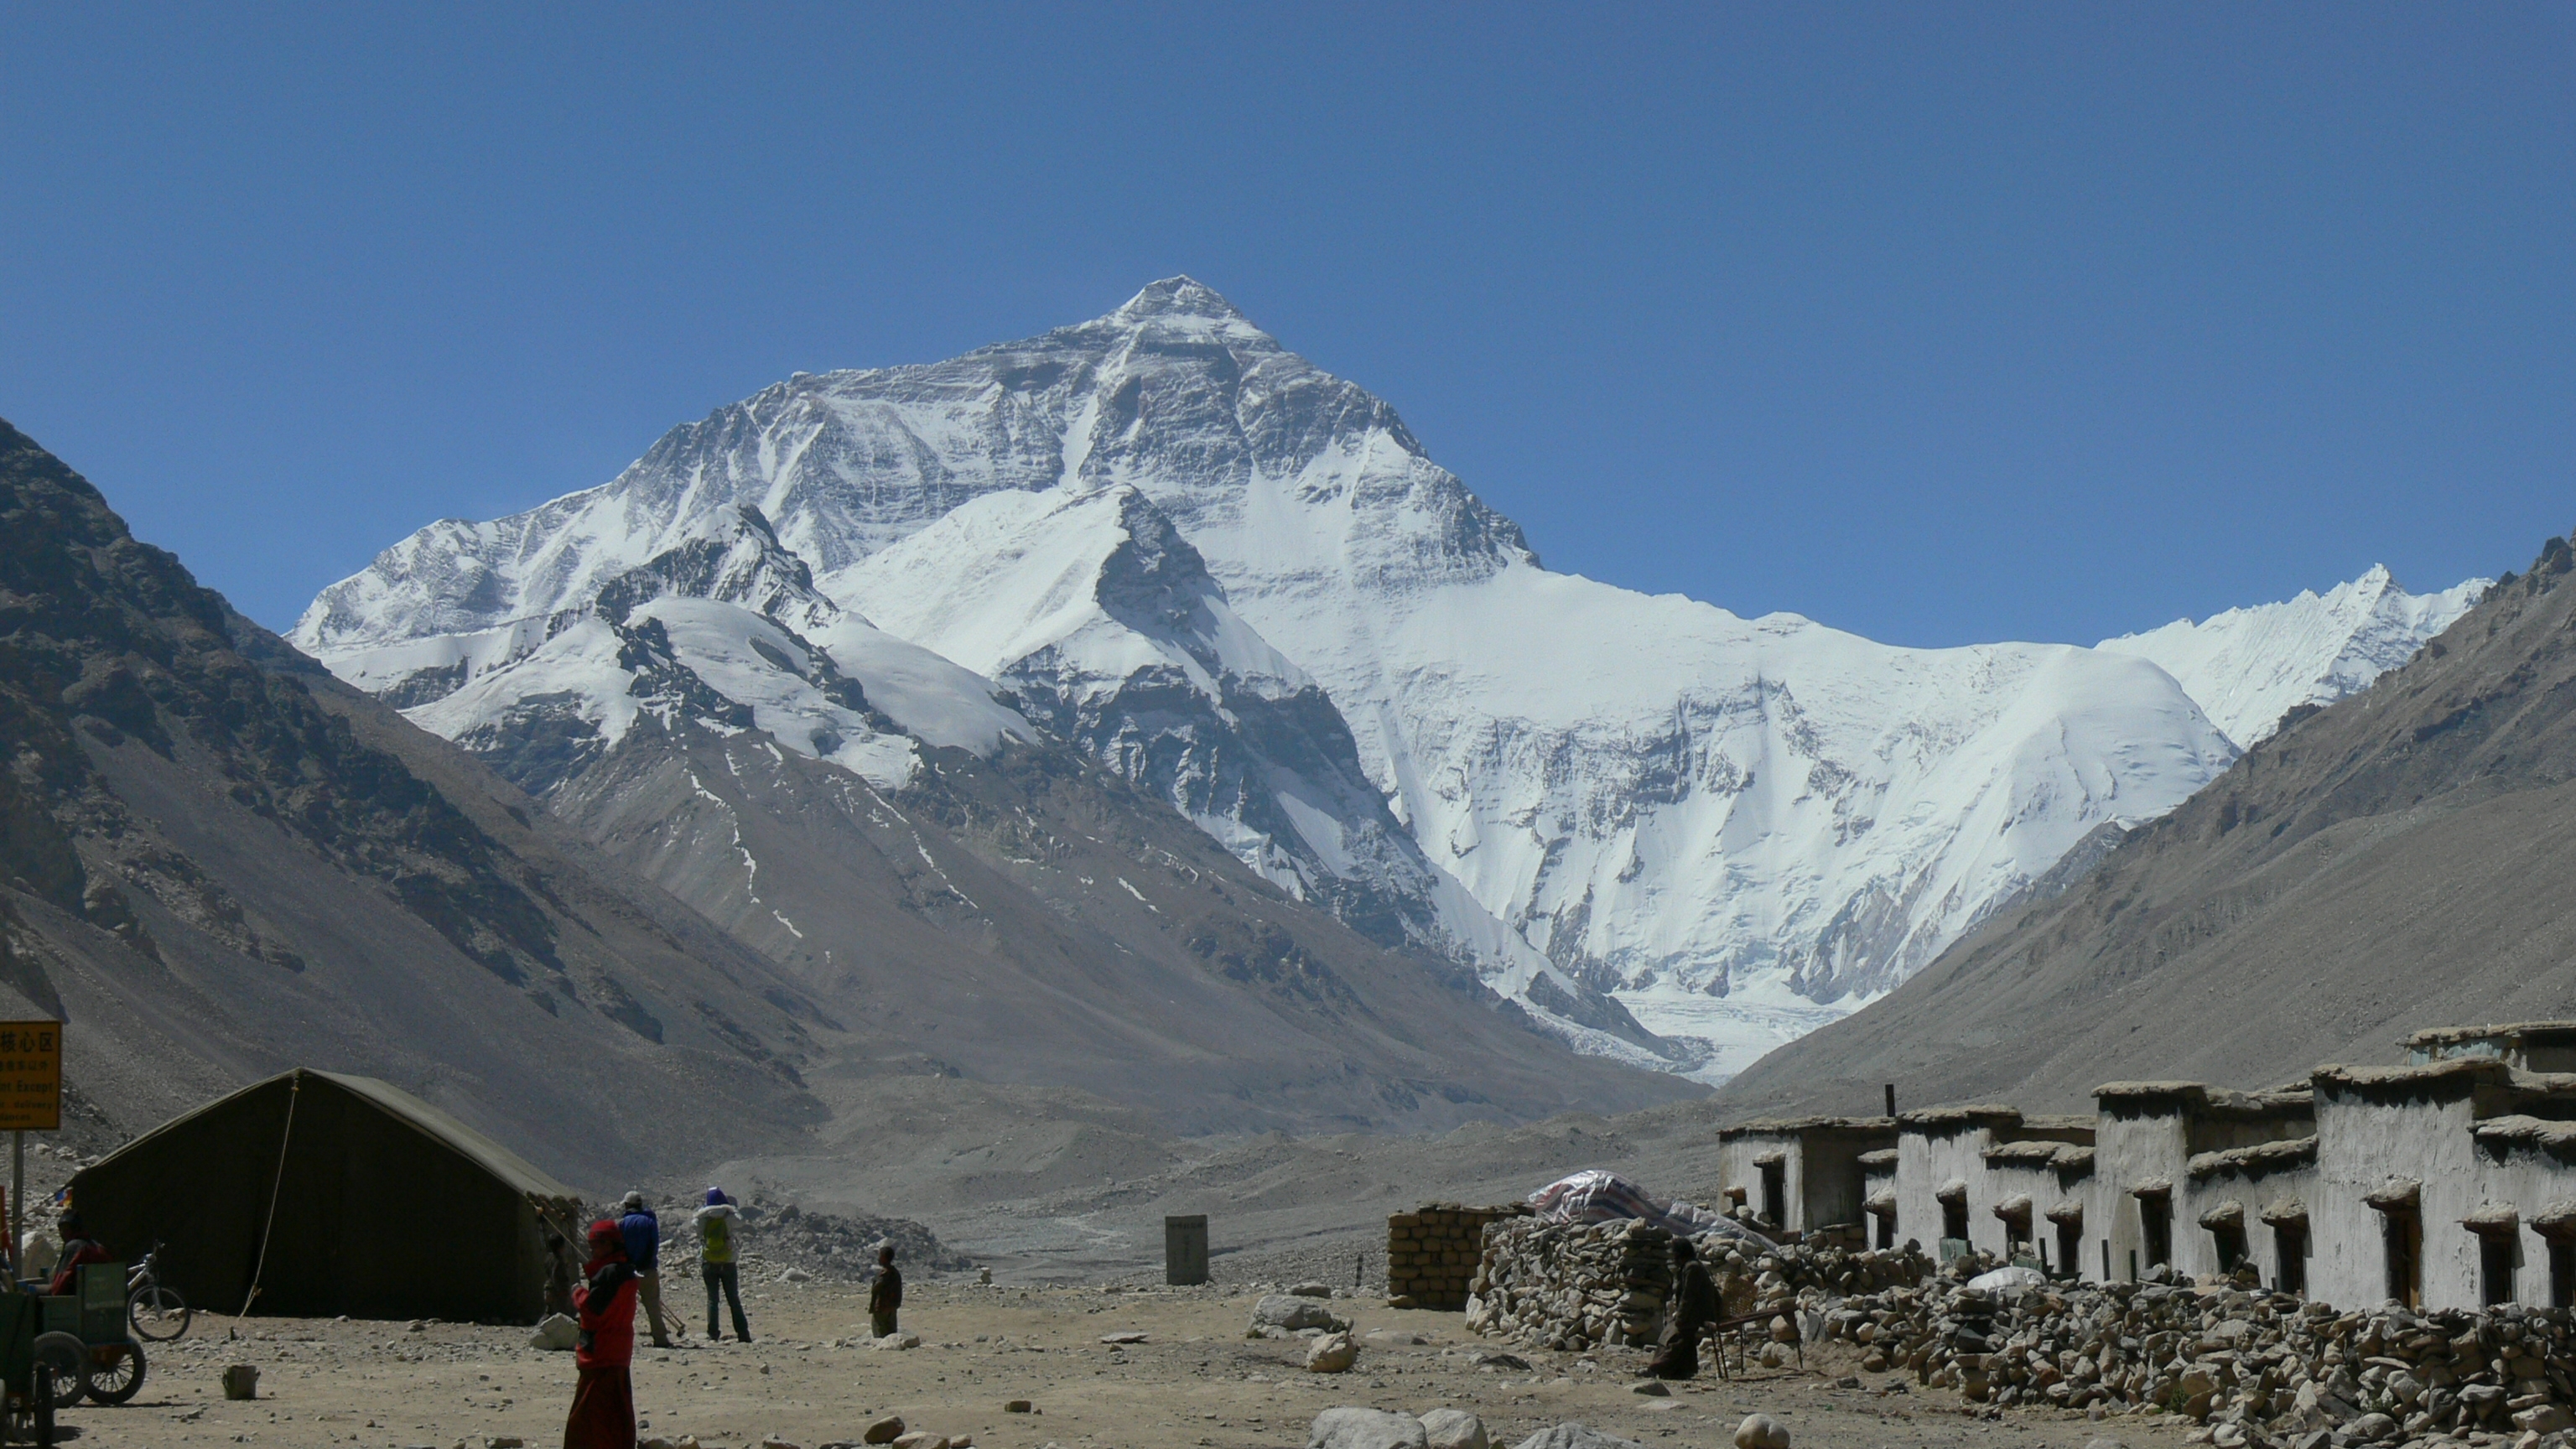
2381 1208 2422 1309
2140 1196 2172 1272
2213 1223 2247 1275
2480 1233 2517 1307
2273 1223 2306 1296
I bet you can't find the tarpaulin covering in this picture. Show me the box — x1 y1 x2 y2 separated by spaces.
1526 1170 1771 1246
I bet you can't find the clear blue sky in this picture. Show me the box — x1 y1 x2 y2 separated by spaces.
3 4 2570 647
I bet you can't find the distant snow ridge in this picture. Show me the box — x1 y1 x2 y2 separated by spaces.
304 277 2448 1082
318 505 1031 796
2098 566 2488 749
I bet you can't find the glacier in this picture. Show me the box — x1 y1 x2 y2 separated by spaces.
2098 564 2488 750
293 278 2478 1082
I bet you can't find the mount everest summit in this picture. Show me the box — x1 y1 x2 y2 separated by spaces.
294 278 2483 1081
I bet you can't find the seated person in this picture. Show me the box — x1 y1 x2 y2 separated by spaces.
48 1213 108 1297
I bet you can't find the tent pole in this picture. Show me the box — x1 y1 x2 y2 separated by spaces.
8 1130 18 1280
241 1072 302 1317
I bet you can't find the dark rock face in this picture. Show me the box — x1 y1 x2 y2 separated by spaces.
1717 532 2576 1118
0 417 837 1180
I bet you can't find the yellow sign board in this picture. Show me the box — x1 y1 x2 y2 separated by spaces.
0 1023 62 1132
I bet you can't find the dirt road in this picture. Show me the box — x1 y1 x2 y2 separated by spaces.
91 1279 2194 1449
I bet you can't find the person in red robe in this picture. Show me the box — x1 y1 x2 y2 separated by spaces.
46 1213 111 1298
565 1219 639 1449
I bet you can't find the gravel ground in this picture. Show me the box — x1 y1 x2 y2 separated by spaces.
71 1278 2207 1449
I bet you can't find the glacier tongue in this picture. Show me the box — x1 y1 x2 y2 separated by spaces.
291 277 2480 1081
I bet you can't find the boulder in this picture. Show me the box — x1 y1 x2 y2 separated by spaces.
889 1436 947 1449
1254 1295 1348 1332
2347 1413 2399 1442
1307 1332 1359 1373
1734 1415 1791 1449
1306 1407 1431 1449
527 1314 579 1352
861 1417 906 1445
2513 1405 2574 1436
1420 1409 1488 1449
1291 1282 1337 1298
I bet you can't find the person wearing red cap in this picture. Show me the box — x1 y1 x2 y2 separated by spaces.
565 1219 640 1449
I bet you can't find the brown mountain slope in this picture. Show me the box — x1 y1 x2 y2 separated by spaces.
0 417 854 1182
1715 531 2576 1119
551 714 1695 1137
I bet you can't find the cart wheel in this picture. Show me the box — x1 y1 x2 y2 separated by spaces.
83 1341 143 1406
128 1285 191 1343
29 1337 81 1408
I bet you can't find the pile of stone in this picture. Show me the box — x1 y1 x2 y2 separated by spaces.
1467 1218 1675 1351
1820 1268 2576 1447
665 1197 969 1284
1388 1202 1531 1310
1467 1215 1932 1355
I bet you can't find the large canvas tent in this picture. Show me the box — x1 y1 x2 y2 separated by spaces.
67 1068 584 1322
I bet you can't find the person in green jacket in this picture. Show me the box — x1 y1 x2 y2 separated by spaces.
693 1187 751 1343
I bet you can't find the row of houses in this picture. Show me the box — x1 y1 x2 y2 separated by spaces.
1713 1022 2576 1313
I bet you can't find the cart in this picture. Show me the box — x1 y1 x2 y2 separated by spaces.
0 1292 55 1446
29 1265 142 1412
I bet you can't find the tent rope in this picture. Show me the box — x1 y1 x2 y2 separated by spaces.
237 1072 301 1317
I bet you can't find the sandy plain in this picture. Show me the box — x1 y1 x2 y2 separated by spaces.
78 1279 2199 1449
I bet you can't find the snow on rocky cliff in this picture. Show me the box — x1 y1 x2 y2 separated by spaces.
2096 566 2488 749
291 278 2466 1080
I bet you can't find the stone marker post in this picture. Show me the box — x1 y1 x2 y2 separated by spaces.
1165 1214 1209 1285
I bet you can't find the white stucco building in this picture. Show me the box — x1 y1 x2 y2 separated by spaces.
1721 1022 2576 1310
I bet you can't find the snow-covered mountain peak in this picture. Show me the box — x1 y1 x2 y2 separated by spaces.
595 502 834 633
2098 565 2489 748
1108 275 1256 328
299 278 2464 1083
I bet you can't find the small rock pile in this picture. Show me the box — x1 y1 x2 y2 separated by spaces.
1388 1202 1532 1310
666 1198 969 1283
1822 1269 2576 1447
1467 1216 1931 1354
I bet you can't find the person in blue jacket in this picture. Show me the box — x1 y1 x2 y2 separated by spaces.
617 1190 679 1348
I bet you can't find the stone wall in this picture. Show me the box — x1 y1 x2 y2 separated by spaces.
1467 1217 1675 1350
1823 1270 2576 1446
1464 1216 1935 1353
1387 1202 1529 1310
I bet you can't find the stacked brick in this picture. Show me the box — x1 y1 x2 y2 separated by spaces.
1387 1201 1529 1309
